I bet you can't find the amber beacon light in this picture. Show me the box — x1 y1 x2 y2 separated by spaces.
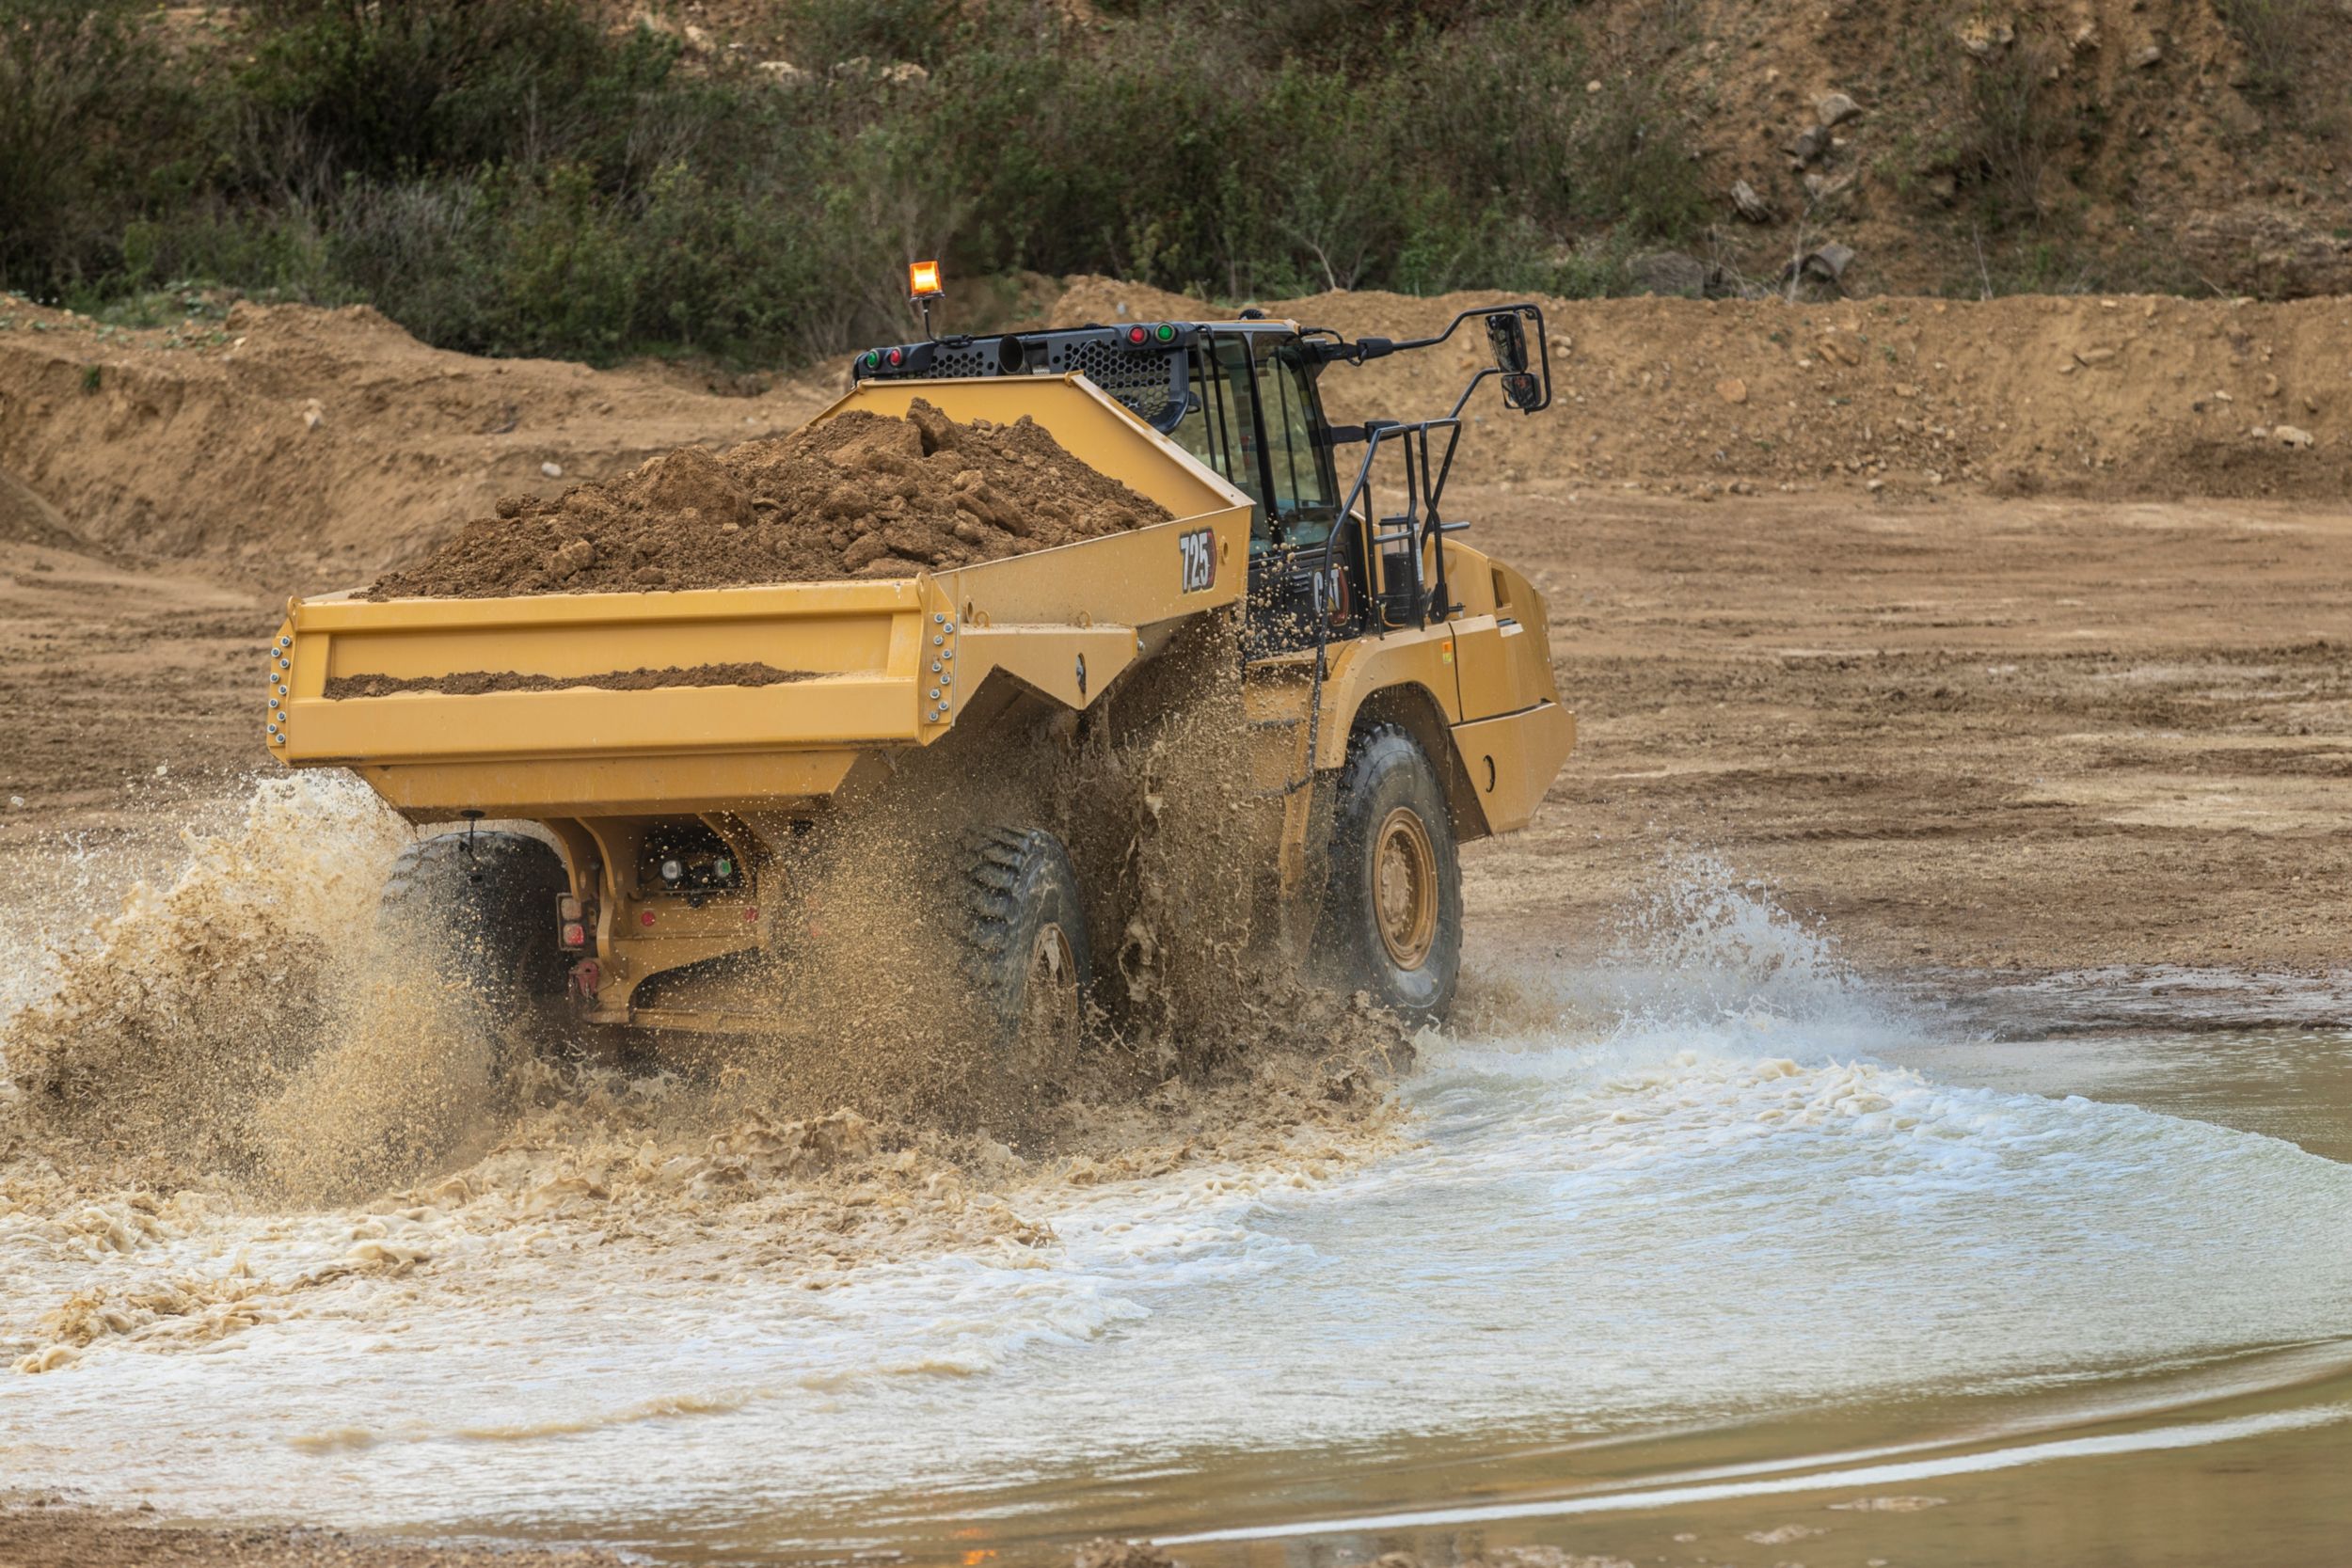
908 260 943 300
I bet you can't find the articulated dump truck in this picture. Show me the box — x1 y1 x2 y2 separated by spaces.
264 301 1573 1085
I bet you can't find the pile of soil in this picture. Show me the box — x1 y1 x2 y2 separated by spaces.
361 399 1171 600
322 663 807 699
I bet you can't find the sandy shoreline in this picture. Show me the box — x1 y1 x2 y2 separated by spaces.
0 1500 628 1568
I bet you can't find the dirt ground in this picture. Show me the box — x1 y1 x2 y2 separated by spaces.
1459 481 2352 978
6 478 2346 978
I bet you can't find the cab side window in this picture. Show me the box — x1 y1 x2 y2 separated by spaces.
1258 345 1328 512
1168 333 1337 548
1257 341 1338 547
1171 338 1265 519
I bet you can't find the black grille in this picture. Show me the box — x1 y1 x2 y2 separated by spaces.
1049 340 1179 425
855 327 1192 433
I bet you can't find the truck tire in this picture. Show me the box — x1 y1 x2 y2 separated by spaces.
377 830 570 1067
1319 725 1462 1025
960 826 1090 1113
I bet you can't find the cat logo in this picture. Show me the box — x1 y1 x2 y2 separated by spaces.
1178 527 1217 594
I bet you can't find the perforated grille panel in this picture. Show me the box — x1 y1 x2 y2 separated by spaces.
1048 341 1180 426
859 330 1188 431
930 347 992 377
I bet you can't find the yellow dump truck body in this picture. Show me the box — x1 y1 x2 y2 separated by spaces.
267 376 1254 819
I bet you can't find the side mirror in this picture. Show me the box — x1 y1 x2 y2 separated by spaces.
1485 311 1529 374
1486 312 1542 410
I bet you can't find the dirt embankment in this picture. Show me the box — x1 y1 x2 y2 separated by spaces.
1588 0 2352 299
6 284 2349 605
0 297 837 591
1054 278 2352 499
364 398 1168 599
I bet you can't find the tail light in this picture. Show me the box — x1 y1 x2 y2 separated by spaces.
560 921 587 949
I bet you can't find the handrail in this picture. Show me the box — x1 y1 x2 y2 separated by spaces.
1267 301 1552 799
1279 411 1463 796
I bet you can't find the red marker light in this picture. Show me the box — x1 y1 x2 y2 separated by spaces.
886 346 904 367
1127 325 1149 345
639 910 657 927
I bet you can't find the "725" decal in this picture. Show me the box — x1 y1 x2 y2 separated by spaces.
1178 528 1216 594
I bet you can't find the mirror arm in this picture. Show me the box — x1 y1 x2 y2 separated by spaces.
1309 302 1555 414
1448 366 1500 421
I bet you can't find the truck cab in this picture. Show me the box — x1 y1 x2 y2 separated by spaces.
861 316 1471 657
853 305 1557 680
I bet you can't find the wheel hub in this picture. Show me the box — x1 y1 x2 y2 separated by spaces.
1372 806 1438 971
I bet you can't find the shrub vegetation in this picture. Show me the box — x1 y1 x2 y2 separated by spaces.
0 0 1708 364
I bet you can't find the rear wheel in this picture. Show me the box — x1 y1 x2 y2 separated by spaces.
377 830 570 1069
1319 725 1462 1025
959 826 1090 1116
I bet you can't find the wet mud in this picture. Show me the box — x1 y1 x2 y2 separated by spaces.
0 623 1414 1392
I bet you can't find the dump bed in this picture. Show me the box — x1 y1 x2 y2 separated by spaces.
264 376 1252 817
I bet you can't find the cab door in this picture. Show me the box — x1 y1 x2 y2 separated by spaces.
1172 332 1365 657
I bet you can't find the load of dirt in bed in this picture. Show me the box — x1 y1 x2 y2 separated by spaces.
321 662 808 699
362 398 1171 600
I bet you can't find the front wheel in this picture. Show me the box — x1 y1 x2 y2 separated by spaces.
1318 726 1463 1025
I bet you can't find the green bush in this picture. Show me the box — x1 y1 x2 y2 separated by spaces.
2 0 1716 364
0 0 197 293
1950 40 2078 228
235 0 679 183
790 0 960 71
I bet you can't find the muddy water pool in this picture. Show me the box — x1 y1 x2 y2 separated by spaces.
5 859 2349 1567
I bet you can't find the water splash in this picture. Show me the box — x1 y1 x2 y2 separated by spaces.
1450 848 1929 1085
0 773 411 1177
1605 848 1857 1015
2 824 2347 1560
